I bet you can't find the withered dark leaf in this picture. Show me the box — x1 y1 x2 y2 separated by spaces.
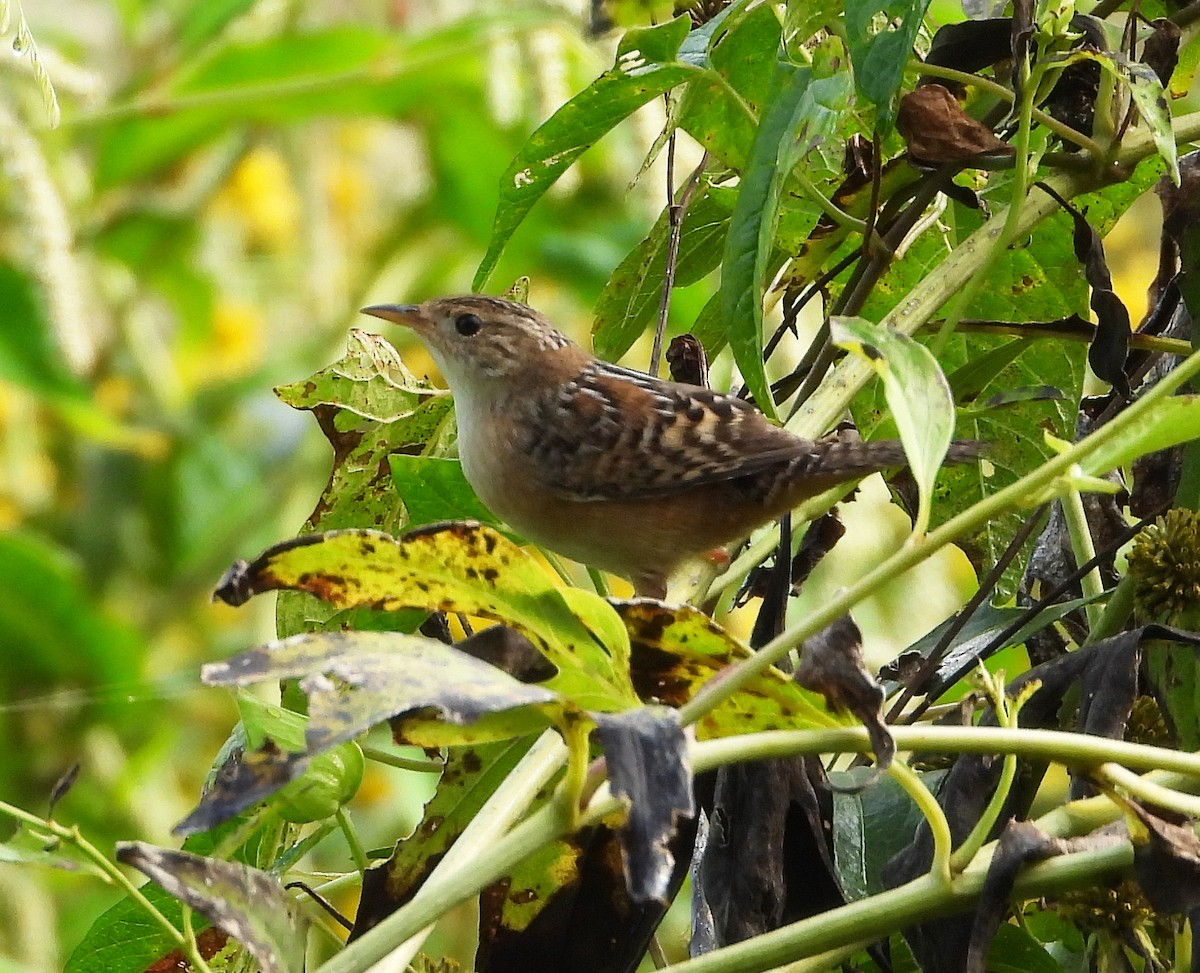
116 843 305 973
1127 799 1200 913
925 18 1013 77
796 617 894 768
48 762 80 817
966 820 1069 973
455 625 557 683
1039 182 1131 396
174 738 303 835
1143 19 1182 89
595 707 694 904
897 85 1012 165
665 334 709 388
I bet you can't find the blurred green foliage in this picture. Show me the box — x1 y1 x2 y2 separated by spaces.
0 2 670 967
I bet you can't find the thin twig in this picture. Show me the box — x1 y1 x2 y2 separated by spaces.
901 505 1167 725
649 143 708 376
884 504 1049 726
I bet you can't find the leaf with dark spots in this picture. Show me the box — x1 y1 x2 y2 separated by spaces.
613 600 843 736
796 617 894 767
477 813 698 973
273 330 456 638
144 929 229 973
352 738 531 938
1125 798 1200 913
115 843 306 973
202 630 563 752
896 84 1011 165
214 526 636 711
595 707 694 904
174 737 304 835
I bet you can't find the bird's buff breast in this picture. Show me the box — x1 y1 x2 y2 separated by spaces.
457 413 762 583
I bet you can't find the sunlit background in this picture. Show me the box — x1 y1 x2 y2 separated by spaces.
0 1 1161 970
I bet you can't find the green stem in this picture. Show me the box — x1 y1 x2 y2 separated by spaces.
888 760 953 883
793 169 869 236
950 671 1020 871
336 807 369 874
1085 573 1135 645
932 50 1037 356
0 800 212 972
1060 472 1106 631
1096 763 1200 818
359 746 444 773
683 344 1200 729
689 725 1200 779
64 11 557 128
659 842 1131 973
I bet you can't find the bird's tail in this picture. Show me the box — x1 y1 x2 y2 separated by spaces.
804 438 985 478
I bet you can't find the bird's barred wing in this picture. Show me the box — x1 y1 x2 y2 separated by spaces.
518 362 816 501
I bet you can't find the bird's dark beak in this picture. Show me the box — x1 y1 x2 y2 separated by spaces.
360 304 424 329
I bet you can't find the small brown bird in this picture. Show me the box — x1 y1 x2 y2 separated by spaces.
362 296 978 598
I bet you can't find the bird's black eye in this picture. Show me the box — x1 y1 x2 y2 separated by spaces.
455 313 483 336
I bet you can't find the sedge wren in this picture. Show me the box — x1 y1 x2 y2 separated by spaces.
362 296 979 599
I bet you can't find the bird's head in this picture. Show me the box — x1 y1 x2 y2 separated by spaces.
361 295 573 386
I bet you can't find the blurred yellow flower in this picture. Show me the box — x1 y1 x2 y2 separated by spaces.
216 145 301 251
208 298 265 381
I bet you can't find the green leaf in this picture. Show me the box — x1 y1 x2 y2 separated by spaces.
176 0 258 53
1079 394 1200 478
831 768 944 899
0 532 141 685
1084 51 1178 185
274 330 453 637
361 738 531 921
845 0 932 130
0 264 78 397
64 882 211 973
215 526 637 711
473 16 698 289
986 922 1069 973
591 186 733 362
677 4 780 170
720 60 815 421
388 455 504 531
832 317 954 535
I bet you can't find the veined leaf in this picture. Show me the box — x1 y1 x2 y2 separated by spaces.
474 17 698 289
832 316 955 536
